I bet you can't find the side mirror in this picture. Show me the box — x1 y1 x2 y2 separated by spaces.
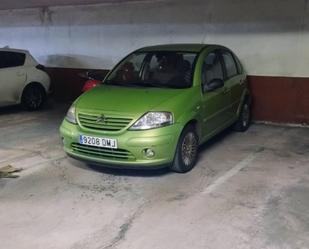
203 78 224 92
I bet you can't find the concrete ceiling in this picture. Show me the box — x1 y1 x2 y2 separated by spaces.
0 0 142 10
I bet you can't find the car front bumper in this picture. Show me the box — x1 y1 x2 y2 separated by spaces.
59 119 182 168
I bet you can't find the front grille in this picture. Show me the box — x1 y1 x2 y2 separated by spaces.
78 113 133 132
71 143 135 161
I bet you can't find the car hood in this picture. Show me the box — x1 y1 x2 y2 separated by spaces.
76 85 185 116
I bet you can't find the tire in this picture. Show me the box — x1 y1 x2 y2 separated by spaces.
21 84 46 111
233 99 251 132
170 125 199 173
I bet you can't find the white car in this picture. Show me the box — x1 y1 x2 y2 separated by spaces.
0 48 50 110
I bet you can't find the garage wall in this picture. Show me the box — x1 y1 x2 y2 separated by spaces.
0 0 308 124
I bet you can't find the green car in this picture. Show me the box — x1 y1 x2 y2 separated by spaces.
60 44 251 173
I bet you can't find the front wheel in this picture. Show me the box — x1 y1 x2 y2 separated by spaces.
170 125 199 173
21 84 46 111
233 99 251 132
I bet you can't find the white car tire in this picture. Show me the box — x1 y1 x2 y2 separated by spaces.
21 83 46 111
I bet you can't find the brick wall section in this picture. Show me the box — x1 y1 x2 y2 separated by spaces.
248 76 309 125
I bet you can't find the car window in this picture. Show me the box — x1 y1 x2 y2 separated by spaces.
234 55 243 74
202 52 224 87
221 50 238 78
106 51 197 89
0 51 26 69
129 53 146 73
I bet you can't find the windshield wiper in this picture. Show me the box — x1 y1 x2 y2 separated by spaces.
106 81 164 88
106 80 184 89
131 82 167 88
105 81 139 87
141 81 178 88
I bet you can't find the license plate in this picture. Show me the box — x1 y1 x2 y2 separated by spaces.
79 135 118 149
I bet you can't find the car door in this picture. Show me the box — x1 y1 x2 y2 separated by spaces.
0 51 27 106
220 49 245 119
200 50 231 140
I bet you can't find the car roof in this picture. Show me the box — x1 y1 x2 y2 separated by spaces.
0 47 29 54
137 44 227 53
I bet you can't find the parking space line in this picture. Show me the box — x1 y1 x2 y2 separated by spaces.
202 148 263 195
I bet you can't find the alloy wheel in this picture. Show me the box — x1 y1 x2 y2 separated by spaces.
181 132 198 166
24 88 43 109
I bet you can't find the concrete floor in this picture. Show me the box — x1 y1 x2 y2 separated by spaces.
0 102 309 249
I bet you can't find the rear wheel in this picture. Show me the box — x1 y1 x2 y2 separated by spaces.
170 125 199 173
21 84 46 111
233 99 251 132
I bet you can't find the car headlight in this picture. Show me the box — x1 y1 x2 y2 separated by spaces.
65 105 77 124
130 112 173 130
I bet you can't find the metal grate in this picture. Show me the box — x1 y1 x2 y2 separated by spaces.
78 113 133 132
71 143 135 161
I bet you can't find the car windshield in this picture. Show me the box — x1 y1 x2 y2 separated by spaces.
105 51 197 89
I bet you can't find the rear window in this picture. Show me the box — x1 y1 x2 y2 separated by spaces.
0 51 26 69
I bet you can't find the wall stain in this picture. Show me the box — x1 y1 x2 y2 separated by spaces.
39 7 53 25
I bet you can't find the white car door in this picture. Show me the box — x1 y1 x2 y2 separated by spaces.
0 51 27 106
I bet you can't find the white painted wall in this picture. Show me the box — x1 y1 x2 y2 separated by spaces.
0 0 308 77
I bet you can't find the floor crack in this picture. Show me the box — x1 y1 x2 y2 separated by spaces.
100 202 149 249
